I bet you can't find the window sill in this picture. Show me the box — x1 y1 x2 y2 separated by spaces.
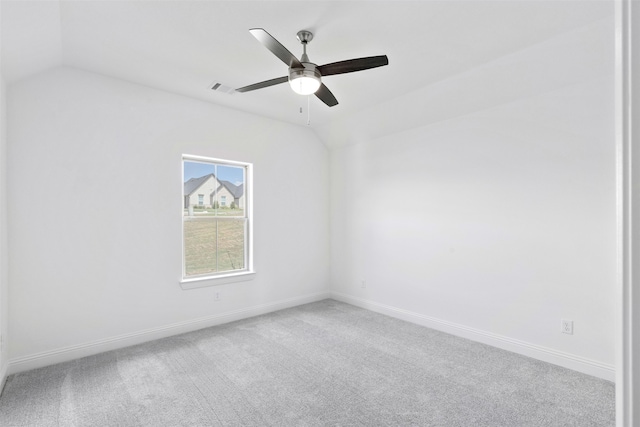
180 271 256 290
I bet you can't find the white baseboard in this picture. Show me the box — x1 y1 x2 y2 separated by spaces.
8 291 330 375
330 291 615 382
7 291 615 382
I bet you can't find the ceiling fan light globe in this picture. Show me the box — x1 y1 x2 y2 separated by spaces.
289 76 321 95
289 66 321 95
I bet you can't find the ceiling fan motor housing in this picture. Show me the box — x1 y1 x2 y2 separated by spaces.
290 62 320 81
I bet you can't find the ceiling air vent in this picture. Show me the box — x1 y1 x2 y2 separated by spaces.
210 82 236 95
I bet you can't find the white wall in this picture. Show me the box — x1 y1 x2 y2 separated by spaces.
329 19 616 380
6 67 329 371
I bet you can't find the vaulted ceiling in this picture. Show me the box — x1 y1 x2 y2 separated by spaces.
1 1 613 147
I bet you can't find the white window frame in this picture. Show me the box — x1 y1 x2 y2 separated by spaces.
180 154 254 289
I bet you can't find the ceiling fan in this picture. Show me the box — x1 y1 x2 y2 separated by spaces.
236 28 389 107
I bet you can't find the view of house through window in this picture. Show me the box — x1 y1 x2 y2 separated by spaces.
183 156 250 278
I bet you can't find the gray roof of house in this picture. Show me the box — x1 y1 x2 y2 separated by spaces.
184 173 215 196
217 181 244 199
184 174 243 199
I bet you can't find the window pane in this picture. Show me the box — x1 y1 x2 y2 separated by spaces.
184 161 218 215
184 217 217 276
183 218 246 276
215 165 245 217
217 219 245 271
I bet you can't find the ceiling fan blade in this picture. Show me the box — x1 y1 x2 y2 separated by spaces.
249 28 303 69
317 55 389 76
236 76 288 93
315 83 338 107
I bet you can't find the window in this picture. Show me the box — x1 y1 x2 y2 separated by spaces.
182 155 253 286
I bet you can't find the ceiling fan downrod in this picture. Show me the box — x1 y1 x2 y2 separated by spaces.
297 30 313 62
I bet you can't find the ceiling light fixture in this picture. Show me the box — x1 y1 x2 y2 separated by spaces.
289 31 321 95
289 65 321 95
235 28 388 107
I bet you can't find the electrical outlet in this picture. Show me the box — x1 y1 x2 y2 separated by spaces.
214 291 221 301
361 280 366 289
561 319 573 335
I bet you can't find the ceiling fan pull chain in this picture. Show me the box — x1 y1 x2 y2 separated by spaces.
307 95 311 126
